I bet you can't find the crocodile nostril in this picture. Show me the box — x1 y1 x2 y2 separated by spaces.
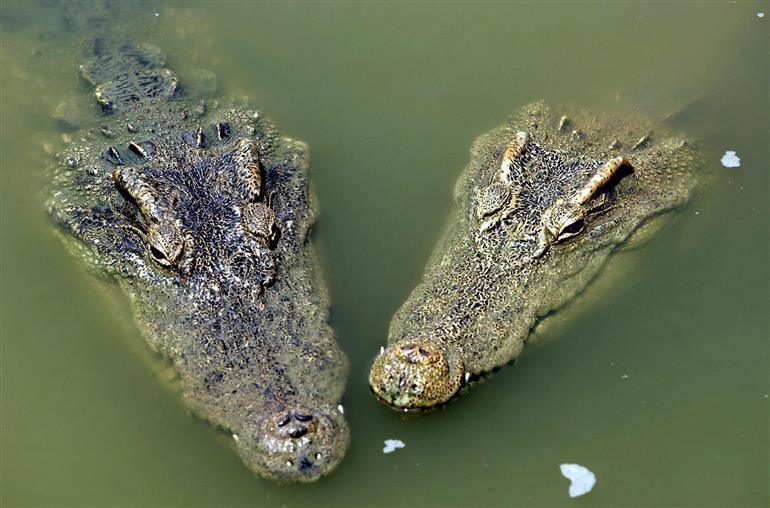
276 415 291 427
299 457 313 472
294 413 313 422
289 427 308 439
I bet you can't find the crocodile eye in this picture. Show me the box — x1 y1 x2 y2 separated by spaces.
148 244 175 267
560 219 585 238
149 245 167 262
146 222 185 267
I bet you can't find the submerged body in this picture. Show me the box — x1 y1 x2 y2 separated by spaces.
47 43 349 481
369 102 699 411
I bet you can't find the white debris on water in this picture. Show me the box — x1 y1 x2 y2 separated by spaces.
720 150 741 168
560 463 597 498
757 12 765 18
382 439 406 454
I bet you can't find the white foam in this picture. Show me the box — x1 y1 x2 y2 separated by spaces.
560 463 597 498
720 150 741 168
382 439 405 454
757 12 765 18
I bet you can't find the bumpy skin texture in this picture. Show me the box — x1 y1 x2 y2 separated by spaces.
369 102 700 411
47 45 349 482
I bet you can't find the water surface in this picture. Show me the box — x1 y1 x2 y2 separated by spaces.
1 2 768 506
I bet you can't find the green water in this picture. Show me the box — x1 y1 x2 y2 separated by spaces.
1 1 768 506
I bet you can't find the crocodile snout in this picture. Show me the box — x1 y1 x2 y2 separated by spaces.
368 339 465 411
235 404 349 483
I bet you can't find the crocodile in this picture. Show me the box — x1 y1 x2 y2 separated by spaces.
368 102 700 411
46 41 349 482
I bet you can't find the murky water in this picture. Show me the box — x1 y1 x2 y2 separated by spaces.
2 1 768 506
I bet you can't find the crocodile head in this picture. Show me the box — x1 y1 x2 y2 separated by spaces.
369 102 700 411
48 101 349 481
